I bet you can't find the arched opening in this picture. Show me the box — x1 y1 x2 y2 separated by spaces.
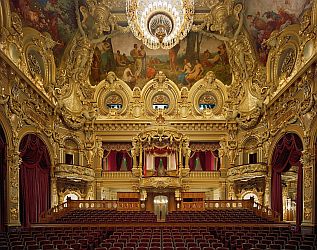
63 193 79 203
154 195 168 221
242 192 259 204
0 125 7 231
19 134 51 227
271 133 303 230
242 137 259 165
64 138 80 165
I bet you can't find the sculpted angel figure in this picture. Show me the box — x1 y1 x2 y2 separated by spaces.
67 0 118 79
194 0 255 80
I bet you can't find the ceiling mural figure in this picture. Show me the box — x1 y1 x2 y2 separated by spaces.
57 0 120 83
246 0 313 64
51 0 126 127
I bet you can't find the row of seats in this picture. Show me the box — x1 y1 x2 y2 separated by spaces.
55 210 157 224
1 225 315 250
166 209 272 223
0 228 107 250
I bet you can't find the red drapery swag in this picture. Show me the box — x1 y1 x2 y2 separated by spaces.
106 150 132 171
0 127 6 232
271 133 303 230
189 151 216 171
19 134 51 227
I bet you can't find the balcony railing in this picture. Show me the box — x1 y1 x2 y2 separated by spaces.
227 163 267 180
101 171 133 179
40 198 280 223
40 200 140 223
188 171 221 179
54 164 95 181
205 199 280 222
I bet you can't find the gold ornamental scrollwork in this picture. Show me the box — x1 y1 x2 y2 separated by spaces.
140 177 182 189
54 164 95 182
227 164 268 181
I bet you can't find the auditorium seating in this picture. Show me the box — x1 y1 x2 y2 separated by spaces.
1 206 316 250
0 225 316 250
166 209 273 223
55 210 157 224
52 208 273 224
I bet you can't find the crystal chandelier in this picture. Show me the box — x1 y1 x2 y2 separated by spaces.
126 0 195 49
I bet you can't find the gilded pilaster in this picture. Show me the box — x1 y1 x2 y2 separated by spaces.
264 168 271 207
7 149 21 226
302 151 314 225
51 177 58 207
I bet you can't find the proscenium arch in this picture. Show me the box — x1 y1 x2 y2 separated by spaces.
267 125 305 167
18 132 52 227
270 132 303 229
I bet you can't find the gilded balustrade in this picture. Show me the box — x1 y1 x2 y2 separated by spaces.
204 199 280 222
188 171 221 179
55 164 95 181
40 199 140 223
101 171 134 179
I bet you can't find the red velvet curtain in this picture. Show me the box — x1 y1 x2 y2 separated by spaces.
106 150 132 171
155 157 168 170
0 126 6 232
19 134 51 227
189 151 215 171
271 133 303 229
107 150 117 171
116 151 132 171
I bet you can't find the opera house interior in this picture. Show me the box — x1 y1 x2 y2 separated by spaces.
0 0 317 249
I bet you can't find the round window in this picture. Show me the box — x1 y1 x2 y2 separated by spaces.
105 93 123 110
152 93 170 111
198 92 217 110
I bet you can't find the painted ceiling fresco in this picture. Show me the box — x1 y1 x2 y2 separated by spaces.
10 0 312 88
245 0 312 64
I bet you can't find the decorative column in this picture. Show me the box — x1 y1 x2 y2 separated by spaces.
301 151 314 227
184 142 190 170
264 165 272 207
227 181 235 199
95 141 104 177
178 144 183 168
86 181 95 200
7 149 21 226
51 177 58 207
220 181 227 200
139 143 143 169
131 140 141 177
218 140 227 174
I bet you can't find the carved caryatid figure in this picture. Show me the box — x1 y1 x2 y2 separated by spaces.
193 0 256 82
58 0 120 83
